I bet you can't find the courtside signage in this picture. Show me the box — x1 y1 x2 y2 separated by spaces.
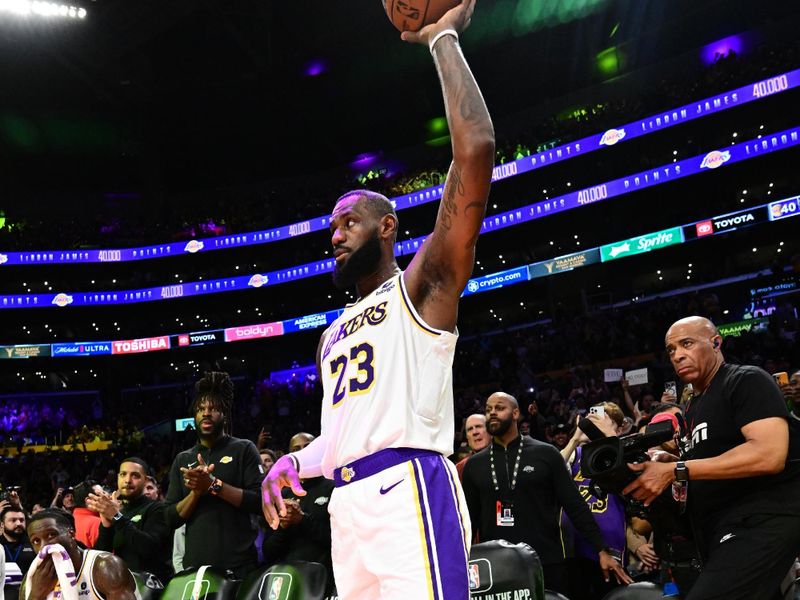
768 196 800 221
462 266 528 297
112 336 170 355
224 322 285 342
600 227 684 262
0 344 51 359
528 249 601 279
52 342 113 356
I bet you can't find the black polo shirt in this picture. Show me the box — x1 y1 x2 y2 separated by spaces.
165 435 264 574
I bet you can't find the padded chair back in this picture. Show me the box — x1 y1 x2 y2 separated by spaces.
234 562 328 600
600 582 665 600
131 571 164 600
469 540 545 600
161 566 239 600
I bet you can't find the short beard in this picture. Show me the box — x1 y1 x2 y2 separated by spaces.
5 527 24 541
487 417 513 438
196 418 225 441
332 230 382 290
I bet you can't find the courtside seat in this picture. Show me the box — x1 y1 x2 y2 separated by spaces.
131 571 164 600
469 539 546 600
161 566 239 600
234 562 329 600
544 591 570 600
601 582 665 600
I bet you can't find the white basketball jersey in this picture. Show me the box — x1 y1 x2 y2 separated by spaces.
318 272 458 477
46 549 140 600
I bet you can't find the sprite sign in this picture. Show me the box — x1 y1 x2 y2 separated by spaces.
600 227 684 262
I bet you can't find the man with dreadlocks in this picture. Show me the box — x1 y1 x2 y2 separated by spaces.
164 371 264 578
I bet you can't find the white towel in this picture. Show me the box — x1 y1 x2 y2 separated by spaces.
24 543 79 600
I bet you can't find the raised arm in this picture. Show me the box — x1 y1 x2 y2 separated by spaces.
401 0 495 333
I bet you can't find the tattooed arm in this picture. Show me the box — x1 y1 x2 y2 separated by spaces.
401 0 495 333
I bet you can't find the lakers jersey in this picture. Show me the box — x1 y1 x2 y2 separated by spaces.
44 549 141 600
318 272 458 477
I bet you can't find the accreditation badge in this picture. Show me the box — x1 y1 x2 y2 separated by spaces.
496 500 515 527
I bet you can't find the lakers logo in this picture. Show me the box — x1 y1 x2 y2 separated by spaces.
340 467 355 483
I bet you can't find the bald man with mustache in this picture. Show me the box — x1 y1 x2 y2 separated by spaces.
624 316 800 599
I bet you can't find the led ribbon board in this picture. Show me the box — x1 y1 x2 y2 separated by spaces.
3 193 798 358
0 70 797 266
3 125 798 309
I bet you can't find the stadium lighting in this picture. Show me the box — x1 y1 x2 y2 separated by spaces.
0 1 87 19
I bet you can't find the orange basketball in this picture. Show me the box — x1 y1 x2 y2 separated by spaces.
382 0 461 33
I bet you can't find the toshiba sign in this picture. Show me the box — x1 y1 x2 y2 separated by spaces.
112 336 171 355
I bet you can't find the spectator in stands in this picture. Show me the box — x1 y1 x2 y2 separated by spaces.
462 392 630 594
49 487 74 514
165 372 263 579
20 509 137 600
259 449 277 473
527 399 547 441
560 403 628 600
89 457 173 584
143 476 162 501
1 507 35 600
456 414 489 478
625 316 800 599
262 433 334 590
551 422 570 451
780 369 800 459
71 480 102 549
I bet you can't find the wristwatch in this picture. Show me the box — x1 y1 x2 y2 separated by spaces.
113 511 124 522
209 475 224 496
674 461 689 482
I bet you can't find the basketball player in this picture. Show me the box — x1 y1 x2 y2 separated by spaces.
262 1 492 598
21 509 137 600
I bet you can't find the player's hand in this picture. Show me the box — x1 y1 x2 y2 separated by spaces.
262 455 306 530
400 0 476 45
28 555 58 600
623 461 675 506
598 550 633 585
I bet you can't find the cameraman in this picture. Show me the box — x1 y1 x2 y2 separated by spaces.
629 402 701 594
561 403 629 600
623 316 800 599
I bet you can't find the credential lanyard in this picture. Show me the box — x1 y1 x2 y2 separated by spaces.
489 438 524 494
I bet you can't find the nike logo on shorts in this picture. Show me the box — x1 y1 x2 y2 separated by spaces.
719 533 736 544
380 479 404 494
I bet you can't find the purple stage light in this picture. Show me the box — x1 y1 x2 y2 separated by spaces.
304 60 327 77
701 34 744 66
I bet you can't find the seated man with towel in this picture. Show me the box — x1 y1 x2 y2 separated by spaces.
20 509 138 600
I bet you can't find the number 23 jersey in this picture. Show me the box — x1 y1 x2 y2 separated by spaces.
317 272 458 477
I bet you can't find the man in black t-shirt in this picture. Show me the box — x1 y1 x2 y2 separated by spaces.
164 372 265 579
624 316 800 600
462 392 631 595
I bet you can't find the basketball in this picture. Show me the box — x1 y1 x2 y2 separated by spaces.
382 0 462 33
